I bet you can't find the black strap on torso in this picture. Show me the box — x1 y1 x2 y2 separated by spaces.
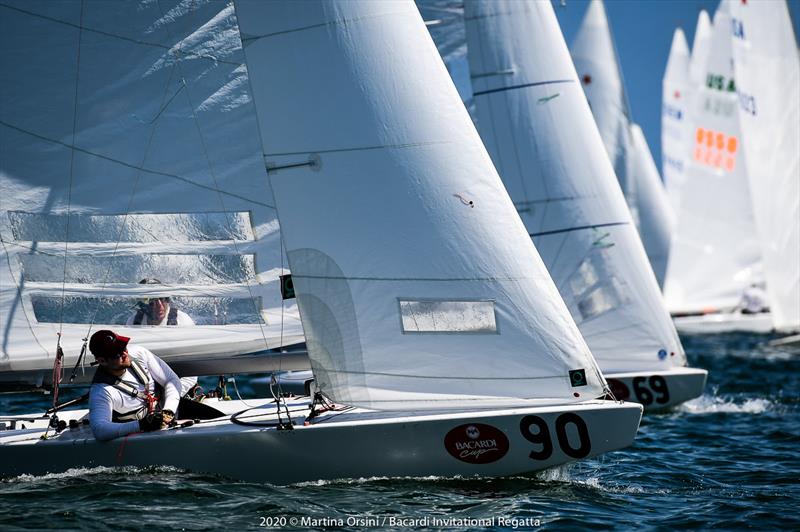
92 359 155 422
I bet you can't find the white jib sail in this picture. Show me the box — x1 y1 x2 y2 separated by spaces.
629 124 675 289
234 0 606 409
570 0 672 289
663 2 763 314
730 0 800 332
464 0 685 373
0 1 303 384
662 28 691 222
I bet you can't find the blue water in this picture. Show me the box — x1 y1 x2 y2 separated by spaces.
1 333 797 530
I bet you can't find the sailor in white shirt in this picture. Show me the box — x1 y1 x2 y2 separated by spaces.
739 283 769 314
88 329 182 442
126 278 198 396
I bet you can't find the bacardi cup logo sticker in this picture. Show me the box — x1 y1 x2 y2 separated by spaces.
444 423 509 464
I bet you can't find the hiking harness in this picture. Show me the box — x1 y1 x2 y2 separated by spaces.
92 358 160 422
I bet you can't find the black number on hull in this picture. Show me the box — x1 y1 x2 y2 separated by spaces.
633 377 653 404
519 414 591 460
632 376 671 405
649 375 670 404
555 413 591 459
519 415 553 460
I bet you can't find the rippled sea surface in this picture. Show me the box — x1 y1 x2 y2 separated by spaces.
1 333 798 531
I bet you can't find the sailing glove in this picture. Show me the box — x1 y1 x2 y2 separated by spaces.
138 412 164 432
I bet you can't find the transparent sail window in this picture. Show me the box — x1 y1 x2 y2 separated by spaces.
31 296 264 325
9 211 255 242
399 299 497 334
576 278 625 321
19 254 256 284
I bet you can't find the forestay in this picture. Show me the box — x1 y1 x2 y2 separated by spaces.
0 0 303 387
662 28 691 221
235 0 605 409
729 0 800 332
663 3 763 314
464 0 684 373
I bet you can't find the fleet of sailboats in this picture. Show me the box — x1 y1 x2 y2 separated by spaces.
463 0 704 410
0 0 642 482
0 0 796 483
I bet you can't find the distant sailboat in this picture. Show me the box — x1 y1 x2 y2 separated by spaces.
662 28 691 222
729 0 800 336
464 0 705 410
664 2 769 334
0 0 641 482
570 0 673 290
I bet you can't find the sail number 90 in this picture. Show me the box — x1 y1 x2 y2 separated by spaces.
519 413 591 460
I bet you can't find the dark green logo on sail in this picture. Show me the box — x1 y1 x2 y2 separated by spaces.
569 369 588 387
280 274 295 300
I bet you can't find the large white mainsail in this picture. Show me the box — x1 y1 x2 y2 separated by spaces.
0 1 304 390
663 2 763 315
236 0 606 410
730 0 800 332
570 0 673 290
629 124 674 289
662 28 691 220
463 0 687 385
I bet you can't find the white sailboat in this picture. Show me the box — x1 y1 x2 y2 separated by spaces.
464 0 705 411
0 0 641 482
663 2 770 334
661 28 691 225
0 0 308 392
729 0 800 336
570 0 673 290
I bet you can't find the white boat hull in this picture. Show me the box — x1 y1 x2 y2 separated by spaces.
673 312 774 334
604 367 708 411
0 398 642 484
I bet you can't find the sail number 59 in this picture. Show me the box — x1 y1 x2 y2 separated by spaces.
519 413 591 460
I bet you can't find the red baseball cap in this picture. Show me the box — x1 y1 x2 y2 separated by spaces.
89 330 130 358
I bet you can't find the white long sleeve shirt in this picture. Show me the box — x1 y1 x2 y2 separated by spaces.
89 345 181 442
125 308 198 395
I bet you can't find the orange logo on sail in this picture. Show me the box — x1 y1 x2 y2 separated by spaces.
693 127 737 173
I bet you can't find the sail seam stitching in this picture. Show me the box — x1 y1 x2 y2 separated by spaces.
0 3 240 67
0 120 276 210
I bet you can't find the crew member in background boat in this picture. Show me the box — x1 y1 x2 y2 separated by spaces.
88 329 181 442
127 278 200 398
738 283 769 314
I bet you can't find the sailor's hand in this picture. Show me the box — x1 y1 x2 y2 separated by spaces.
161 409 175 427
138 412 164 432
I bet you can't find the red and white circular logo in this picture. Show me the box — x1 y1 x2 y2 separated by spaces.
606 378 630 400
444 423 509 464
